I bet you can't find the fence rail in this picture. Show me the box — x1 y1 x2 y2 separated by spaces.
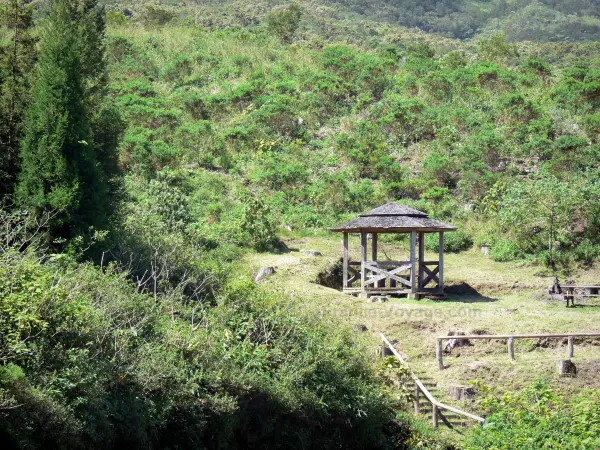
436 332 600 370
380 334 485 427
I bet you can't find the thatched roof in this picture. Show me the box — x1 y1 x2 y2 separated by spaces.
330 202 457 233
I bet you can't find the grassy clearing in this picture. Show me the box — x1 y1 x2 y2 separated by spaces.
245 234 600 430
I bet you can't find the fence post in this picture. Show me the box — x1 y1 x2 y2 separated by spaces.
414 382 420 415
507 337 515 360
568 335 574 358
436 339 444 369
432 404 439 428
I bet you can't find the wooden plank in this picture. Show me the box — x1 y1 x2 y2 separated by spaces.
343 233 349 289
414 382 420 415
422 266 440 287
344 288 411 294
568 336 574 358
439 232 444 289
432 404 439 428
371 233 378 261
508 337 515 360
436 339 444 369
563 285 600 289
418 232 425 290
364 263 412 273
360 233 367 297
438 333 600 340
363 264 412 287
410 232 417 294
356 260 411 267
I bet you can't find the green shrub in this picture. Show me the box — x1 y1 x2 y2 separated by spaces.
425 229 472 253
463 381 600 450
489 240 522 262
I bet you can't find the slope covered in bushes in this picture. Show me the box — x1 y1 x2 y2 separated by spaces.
105 22 600 268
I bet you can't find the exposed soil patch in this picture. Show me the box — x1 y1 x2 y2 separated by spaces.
314 258 343 290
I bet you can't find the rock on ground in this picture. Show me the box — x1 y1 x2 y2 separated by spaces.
302 249 323 257
255 267 276 283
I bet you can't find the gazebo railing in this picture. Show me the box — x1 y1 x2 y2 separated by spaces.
345 260 441 292
363 261 412 289
420 261 441 289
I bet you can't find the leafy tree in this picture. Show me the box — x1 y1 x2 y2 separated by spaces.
266 4 302 44
499 175 581 269
16 0 109 236
0 0 36 198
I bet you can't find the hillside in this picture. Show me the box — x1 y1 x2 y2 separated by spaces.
102 22 600 270
102 0 600 42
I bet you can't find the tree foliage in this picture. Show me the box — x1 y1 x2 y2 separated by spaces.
0 0 36 198
16 0 110 236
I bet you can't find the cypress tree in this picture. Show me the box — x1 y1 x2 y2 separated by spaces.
16 0 108 236
0 0 36 199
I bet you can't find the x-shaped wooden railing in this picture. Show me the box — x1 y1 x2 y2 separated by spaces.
364 262 412 287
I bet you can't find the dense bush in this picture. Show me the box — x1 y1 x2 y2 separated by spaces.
463 381 600 449
425 229 473 253
0 211 412 449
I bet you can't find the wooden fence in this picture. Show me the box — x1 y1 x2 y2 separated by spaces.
381 334 485 428
436 332 600 370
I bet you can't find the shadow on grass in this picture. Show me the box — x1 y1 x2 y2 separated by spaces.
445 282 498 303
569 303 600 308
273 240 300 254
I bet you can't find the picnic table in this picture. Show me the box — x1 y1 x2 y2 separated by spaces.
563 284 600 307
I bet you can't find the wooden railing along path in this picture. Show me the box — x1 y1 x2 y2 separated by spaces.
380 334 485 428
436 332 600 370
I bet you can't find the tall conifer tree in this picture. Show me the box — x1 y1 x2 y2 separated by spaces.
17 0 108 236
0 0 36 198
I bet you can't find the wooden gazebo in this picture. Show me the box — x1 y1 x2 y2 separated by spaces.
330 203 456 299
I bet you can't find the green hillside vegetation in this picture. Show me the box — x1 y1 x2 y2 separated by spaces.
103 0 600 43
103 18 600 270
1 0 600 448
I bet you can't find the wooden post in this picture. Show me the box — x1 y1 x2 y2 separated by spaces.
418 232 425 289
372 233 383 288
371 233 378 262
409 231 417 297
343 233 349 289
414 382 420 415
507 337 515 360
432 404 439 428
438 232 445 291
436 339 444 369
360 232 367 298
568 335 574 358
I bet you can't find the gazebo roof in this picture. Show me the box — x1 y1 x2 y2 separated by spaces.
330 202 457 233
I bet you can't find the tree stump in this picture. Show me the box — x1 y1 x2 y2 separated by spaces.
449 386 476 401
255 267 276 283
444 331 473 353
556 359 577 377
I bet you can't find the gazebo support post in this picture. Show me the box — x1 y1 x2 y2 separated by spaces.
439 232 445 293
343 233 349 289
418 232 425 290
408 231 417 299
372 233 384 288
360 232 368 298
